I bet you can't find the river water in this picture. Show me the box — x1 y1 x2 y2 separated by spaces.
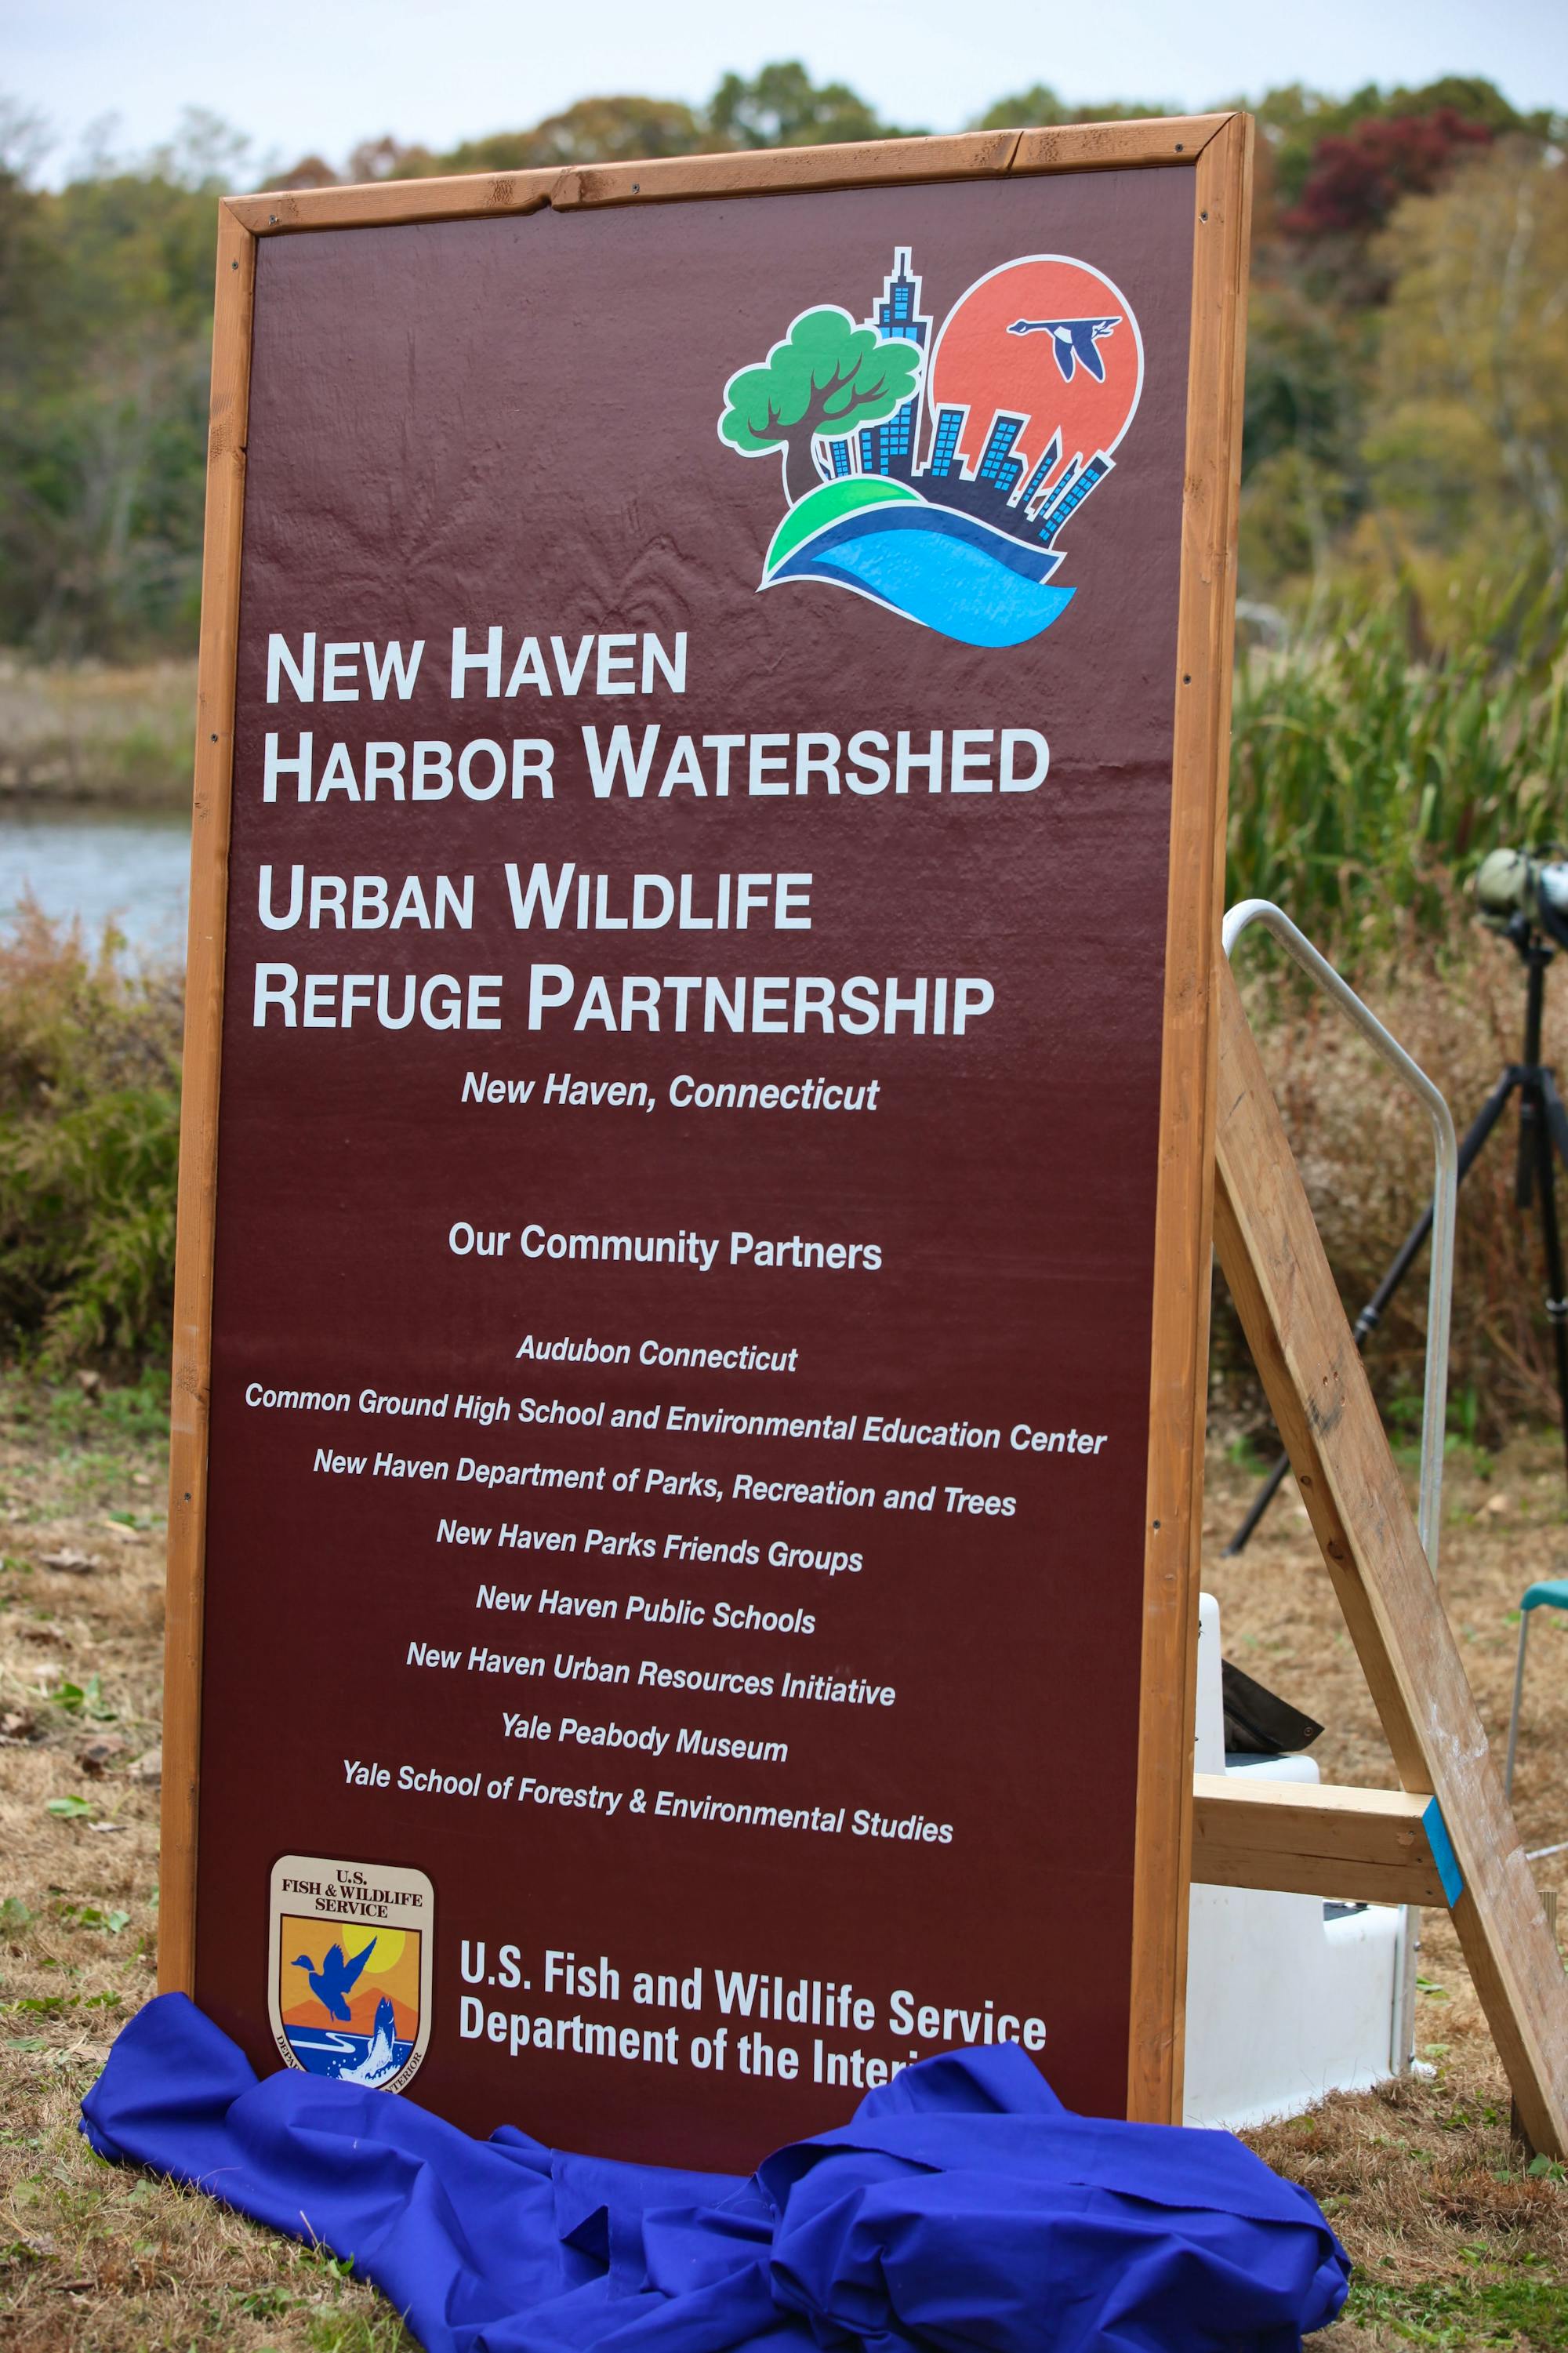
1 809 191 962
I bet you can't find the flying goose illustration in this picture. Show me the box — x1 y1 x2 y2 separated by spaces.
292 1937 377 2023
1005 315 1120 383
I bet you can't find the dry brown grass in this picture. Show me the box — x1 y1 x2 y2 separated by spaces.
3 1378 1568 2348
0 661 194 810
0 1382 415 2351
1234 901 1568 1441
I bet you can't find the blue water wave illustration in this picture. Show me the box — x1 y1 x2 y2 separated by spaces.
285 2028 414 2082
763 501 1076 649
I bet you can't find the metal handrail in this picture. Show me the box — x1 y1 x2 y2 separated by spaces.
1223 899 1457 1576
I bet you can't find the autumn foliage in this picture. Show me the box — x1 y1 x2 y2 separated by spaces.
1281 107 1496 239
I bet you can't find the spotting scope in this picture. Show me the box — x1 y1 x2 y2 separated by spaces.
1474 848 1568 947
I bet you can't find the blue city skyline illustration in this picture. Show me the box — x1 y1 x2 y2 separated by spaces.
815 248 1118 562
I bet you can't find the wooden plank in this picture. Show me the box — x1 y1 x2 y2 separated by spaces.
1125 111 1254 2126
553 131 1020 209
1192 1775 1449 1905
1010 118 1230 172
1214 956 1568 2155
227 170 557 238
554 118 1229 209
229 116 1236 237
158 198 255 1995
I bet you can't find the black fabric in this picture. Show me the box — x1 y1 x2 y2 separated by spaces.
1221 1659 1323 1757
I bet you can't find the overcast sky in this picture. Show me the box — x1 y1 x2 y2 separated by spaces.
5 0 1565 184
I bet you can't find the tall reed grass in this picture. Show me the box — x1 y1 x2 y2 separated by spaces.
1229 581 1568 939
1219 586 1568 1438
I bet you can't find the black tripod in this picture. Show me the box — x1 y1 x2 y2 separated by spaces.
1225 915 1568 1554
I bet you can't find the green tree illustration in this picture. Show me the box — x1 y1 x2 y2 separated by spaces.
719 310 922 504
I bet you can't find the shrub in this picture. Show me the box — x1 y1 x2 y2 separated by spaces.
0 903 182 1369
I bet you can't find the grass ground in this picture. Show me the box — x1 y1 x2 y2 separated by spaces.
2 1382 1568 2348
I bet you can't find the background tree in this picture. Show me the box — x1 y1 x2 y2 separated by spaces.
972 85 1170 129
1232 76 1559 601
1281 107 1494 241
1360 140 1568 591
288 100 711 187
0 66 1563 652
0 109 223 654
273 152 343 190
1250 75 1559 212
708 62 916 148
441 97 710 172
1238 274 1367 583
719 310 920 503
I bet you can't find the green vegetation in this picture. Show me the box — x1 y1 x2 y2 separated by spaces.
1345 2264 1568 2347
0 904 181 1371
0 113 231 658
1229 579 1568 934
1 64 1562 663
1242 132 1568 616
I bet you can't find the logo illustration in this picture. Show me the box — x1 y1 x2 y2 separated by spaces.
268 1854 433 2093
719 249 1143 648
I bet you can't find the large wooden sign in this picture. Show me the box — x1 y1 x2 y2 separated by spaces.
164 116 1252 2166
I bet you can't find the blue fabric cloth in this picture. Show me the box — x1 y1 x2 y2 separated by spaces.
82 1993 1348 2353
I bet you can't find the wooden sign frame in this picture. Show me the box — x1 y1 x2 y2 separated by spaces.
161 114 1254 2130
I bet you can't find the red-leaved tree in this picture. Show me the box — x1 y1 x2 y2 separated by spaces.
1283 107 1494 240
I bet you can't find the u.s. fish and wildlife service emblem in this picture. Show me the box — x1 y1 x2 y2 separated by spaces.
719 247 1144 648
267 1855 434 2093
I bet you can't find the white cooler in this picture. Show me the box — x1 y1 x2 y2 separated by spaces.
1182 1592 1414 2130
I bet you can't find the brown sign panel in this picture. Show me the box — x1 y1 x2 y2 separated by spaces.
164 120 1251 2169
